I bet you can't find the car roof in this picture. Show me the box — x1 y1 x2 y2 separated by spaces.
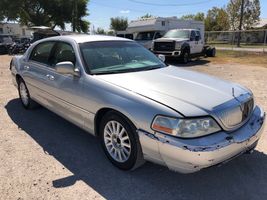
39 34 132 44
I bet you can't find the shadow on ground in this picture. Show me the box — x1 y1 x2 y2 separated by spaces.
166 57 211 67
5 99 267 200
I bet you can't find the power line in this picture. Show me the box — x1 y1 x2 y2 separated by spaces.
128 0 213 7
90 1 187 15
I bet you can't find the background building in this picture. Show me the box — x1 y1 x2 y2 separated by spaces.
0 22 32 38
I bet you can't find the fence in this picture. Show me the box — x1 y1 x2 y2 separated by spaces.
205 29 267 52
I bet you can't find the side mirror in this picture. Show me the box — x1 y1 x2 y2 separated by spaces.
195 35 200 41
55 61 80 76
158 54 166 62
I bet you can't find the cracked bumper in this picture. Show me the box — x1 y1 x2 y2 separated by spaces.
138 106 265 173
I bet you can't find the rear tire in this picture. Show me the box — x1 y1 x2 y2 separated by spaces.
100 111 144 170
18 78 38 109
206 47 216 57
211 48 216 57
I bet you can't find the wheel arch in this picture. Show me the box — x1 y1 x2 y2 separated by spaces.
181 43 190 54
94 107 137 137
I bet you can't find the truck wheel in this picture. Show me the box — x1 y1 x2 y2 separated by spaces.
100 111 144 170
206 48 216 57
181 51 190 64
211 48 216 57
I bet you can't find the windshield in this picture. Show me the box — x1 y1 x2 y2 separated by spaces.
136 31 155 40
80 41 166 75
163 30 190 39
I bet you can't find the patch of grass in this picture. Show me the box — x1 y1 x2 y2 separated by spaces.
208 43 267 49
206 50 267 66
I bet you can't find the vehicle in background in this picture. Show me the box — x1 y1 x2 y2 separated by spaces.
0 34 13 54
116 31 134 40
30 26 81 43
123 17 205 49
135 31 164 49
8 37 31 55
152 29 216 63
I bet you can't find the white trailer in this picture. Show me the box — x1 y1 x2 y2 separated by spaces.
122 17 205 49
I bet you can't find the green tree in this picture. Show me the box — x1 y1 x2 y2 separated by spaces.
110 17 128 32
227 0 261 30
0 0 90 33
140 13 153 19
205 7 230 31
180 12 205 21
96 27 106 35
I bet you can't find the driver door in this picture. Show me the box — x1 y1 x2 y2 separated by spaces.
45 41 85 128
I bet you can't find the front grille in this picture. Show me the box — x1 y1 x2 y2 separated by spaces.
154 41 175 51
216 98 254 130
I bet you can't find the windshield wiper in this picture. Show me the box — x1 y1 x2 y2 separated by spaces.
92 65 164 75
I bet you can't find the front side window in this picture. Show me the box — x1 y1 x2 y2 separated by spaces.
50 42 76 66
30 42 55 65
80 41 166 75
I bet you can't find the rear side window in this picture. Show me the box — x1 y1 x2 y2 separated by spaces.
196 31 201 40
30 42 55 65
190 31 196 40
50 42 76 66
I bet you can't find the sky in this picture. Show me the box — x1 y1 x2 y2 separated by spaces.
87 0 267 30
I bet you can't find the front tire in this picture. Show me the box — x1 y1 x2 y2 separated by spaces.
181 50 190 64
100 111 144 170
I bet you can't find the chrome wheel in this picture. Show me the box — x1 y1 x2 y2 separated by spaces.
19 81 29 106
104 120 131 163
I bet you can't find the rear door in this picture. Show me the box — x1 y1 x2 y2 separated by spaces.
195 30 204 53
189 30 197 54
24 41 56 105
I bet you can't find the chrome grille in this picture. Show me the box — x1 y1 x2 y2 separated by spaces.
216 97 254 130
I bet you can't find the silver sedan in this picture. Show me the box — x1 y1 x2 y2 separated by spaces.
10 35 265 173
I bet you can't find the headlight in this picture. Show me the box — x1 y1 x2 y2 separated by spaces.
175 42 182 50
151 115 221 138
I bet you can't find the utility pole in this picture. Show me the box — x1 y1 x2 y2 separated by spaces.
72 0 78 32
237 0 245 47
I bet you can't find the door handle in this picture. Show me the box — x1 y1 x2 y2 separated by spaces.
49 75 55 81
46 74 55 81
24 65 30 70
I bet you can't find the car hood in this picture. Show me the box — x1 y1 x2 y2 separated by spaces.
97 66 249 117
155 38 189 42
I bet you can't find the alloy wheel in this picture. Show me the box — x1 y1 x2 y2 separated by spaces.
19 81 29 106
103 120 131 163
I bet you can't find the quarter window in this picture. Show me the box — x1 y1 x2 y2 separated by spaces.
30 42 55 65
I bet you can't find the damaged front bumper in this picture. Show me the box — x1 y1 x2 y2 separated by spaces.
138 105 265 173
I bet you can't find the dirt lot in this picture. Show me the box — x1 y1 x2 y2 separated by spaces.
1 54 267 200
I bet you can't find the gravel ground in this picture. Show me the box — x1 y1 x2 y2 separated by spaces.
1 55 267 200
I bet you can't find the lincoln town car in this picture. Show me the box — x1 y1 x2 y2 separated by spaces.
10 35 265 173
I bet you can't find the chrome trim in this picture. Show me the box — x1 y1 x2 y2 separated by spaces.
213 93 254 131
